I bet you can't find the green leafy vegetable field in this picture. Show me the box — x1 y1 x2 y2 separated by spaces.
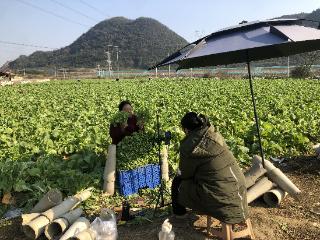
0 78 319 212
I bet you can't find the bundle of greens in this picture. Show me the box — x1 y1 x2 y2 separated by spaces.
135 108 151 126
116 131 158 170
110 111 130 127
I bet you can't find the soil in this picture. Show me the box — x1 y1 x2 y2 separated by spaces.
1 155 319 240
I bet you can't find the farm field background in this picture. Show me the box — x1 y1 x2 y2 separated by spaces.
0 77 320 213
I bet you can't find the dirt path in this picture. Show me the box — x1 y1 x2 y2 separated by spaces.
1 156 319 240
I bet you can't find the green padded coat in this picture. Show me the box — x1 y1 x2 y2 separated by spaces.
178 125 249 224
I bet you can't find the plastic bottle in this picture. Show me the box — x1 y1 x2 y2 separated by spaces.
158 219 175 240
121 201 134 221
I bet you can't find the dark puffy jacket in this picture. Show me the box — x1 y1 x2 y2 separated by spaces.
178 125 249 224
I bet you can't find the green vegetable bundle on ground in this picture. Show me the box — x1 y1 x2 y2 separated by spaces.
116 131 159 170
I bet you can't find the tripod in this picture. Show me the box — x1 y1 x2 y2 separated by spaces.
153 114 171 217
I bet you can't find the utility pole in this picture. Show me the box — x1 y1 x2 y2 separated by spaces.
97 64 101 78
106 51 111 78
106 44 113 78
62 68 66 79
114 46 120 79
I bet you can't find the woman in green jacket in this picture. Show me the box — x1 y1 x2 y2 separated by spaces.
171 112 248 224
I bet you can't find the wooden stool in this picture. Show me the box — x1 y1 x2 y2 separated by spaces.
206 216 255 240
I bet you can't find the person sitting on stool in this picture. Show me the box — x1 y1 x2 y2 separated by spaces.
171 112 248 224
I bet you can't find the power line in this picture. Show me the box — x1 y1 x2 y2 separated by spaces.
0 40 57 50
12 2 183 49
15 0 91 28
49 0 99 23
78 0 110 17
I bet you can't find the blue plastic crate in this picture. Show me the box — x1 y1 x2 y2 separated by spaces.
131 169 140 193
137 166 147 189
118 164 161 196
152 164 161 188
118 170 133 196
145 164 154 189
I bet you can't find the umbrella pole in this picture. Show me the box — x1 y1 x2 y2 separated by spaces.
247 61 265 167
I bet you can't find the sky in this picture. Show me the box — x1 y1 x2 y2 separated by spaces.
0 0 319 67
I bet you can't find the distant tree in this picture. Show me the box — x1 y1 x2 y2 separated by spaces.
291 50 320 78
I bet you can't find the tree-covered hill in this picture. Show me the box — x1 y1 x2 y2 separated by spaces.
9 17 188 70
9 8 320 70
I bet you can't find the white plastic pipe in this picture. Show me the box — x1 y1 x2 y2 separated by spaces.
161 145 169 181
247 177 275 204
59 217 90 240
45 218 68 240
44 189 91 221
254 155 301 199
69 228 97 240
23 215 50 239
244 156 267 188
30 189 63 213
21 213 40 225
263 188 287 207
23 189 91 239
44 208 83 239
103 144 117 195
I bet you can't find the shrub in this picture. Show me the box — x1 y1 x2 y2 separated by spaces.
290 65 312 78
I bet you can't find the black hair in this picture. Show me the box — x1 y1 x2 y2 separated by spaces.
118 100 132 111
181 112 210 131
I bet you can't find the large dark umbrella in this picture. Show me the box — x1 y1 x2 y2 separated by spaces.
150 19 320 166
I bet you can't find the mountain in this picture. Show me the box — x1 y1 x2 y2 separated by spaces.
265 8 320 66
276 12 308 19
9 9 320 70
9 17 188 70
303 8 320 27
277 8 320 28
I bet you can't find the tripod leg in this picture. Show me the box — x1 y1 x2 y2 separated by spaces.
153 186 162 217
153 114 172 217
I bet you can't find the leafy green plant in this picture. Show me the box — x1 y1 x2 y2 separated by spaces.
135 107 151 125
116 131 158 170
110 111 130 127
0 78 319 212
